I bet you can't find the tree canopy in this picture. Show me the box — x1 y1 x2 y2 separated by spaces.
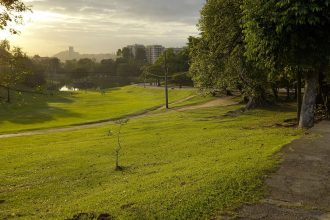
242 0 330 128
189 0 267 106
190 0 330 127
0 0 31 34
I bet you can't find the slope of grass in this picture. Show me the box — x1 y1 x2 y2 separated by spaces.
0 86 194 134
0 104 302 219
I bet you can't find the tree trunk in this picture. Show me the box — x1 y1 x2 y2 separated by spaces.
245 95 266 110
297 71 302 124
299 72 319 128
286 81 290 101
7 87 10 103
271 85 278 101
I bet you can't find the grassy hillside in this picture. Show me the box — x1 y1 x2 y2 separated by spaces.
0 86 195 134
0 104 302 219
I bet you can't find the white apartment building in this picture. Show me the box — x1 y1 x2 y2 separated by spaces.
146 45 165 64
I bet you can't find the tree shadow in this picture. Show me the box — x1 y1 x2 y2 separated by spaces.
257 103 296 113
0 92 81 126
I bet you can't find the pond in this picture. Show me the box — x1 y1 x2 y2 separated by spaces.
60 86 79 91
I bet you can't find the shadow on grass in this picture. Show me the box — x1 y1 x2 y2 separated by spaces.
257 102 297 113
0 92 81 125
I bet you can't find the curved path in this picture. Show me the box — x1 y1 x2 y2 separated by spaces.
0 96 237 139
229 120 330 220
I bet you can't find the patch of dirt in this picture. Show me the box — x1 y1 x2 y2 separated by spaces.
66 213 113 220
176 97 237 112
224 120 330 220
97 214 112 220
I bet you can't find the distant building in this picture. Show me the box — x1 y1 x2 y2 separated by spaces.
127 44 146 58
146 45 165 64
68 46 75 59
53 47 117 62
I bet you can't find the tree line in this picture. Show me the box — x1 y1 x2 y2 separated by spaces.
0 41 144 96
0 39 193 102
188 0 330 128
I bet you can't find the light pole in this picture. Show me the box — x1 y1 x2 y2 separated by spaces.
164 51 169 109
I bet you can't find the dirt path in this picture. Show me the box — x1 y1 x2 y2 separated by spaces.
229 120 330 220
175 97 237 111
0 96 236 139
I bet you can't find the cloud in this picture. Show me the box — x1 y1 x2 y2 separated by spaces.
7 0 205 56
27 0 203 23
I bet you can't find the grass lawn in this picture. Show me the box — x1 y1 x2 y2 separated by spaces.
0 103 302 219
0 86 195 134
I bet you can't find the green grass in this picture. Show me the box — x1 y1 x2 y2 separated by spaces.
0 103 302 219
170 94 215 109
0 86 195 134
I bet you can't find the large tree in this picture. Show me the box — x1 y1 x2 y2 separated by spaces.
242 0 330 128
0 40 32 102
189 0 268 108
0 0 30 34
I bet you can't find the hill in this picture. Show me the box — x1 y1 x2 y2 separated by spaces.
54 47 118 62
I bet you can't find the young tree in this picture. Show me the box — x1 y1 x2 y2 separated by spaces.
108 119 129 171
242 0 330 128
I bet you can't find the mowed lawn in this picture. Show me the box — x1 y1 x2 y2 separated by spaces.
0 86 194 134
0 104 302 219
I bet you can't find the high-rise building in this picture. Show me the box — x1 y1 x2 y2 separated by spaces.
68 46 75 59
146 45 165 64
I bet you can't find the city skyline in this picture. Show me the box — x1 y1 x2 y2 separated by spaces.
0 0 205 56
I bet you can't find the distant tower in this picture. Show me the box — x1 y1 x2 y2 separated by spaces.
69 46 74 58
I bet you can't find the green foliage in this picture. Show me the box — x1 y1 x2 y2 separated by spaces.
134 47 147 64
122 47 132 60
190 0 330 113
98 59 116 77
155 48 189 74
142 48 192 86
141 63 163 83
0 40 32 88
0 103 302 219
242 0 330 72
116 63 139 77
0 0 31 34
189 0 267 101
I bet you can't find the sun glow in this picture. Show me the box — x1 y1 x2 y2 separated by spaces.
0 10 60 41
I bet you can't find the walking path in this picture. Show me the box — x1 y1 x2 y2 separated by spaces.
0 96 236 139
233 120 330 220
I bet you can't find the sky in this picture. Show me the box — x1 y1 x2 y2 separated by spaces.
0 0 205 56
